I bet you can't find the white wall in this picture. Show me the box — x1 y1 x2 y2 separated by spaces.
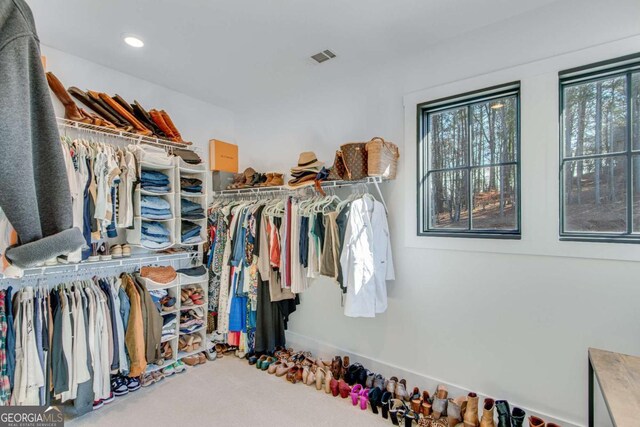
42 45 235 171
235 1 640 425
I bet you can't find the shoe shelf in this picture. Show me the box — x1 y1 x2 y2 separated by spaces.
177 346 206 360
161 309 178 316
145 359 176 374
1 251 200 280
161 334 178 343
180 303 206 311
57 117 202 153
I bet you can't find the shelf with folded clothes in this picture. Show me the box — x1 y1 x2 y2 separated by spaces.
178 217 207 246
135 193 176 222
140 166 176 195
126 218 176 250
178 160 208 173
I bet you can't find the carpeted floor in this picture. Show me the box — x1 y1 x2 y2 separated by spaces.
67 356 389 427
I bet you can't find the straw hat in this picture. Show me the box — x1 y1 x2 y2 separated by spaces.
291 151 324 173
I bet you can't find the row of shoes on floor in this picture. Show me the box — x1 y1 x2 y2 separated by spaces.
46 71 191 144
227 167 284 189
248 349 561 427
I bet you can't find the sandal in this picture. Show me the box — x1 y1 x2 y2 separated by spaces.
351 384 363 406
359 388 370 411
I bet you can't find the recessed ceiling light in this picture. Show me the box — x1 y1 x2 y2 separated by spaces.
123 35 144 48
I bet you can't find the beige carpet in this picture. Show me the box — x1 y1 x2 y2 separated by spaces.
67 357 389 427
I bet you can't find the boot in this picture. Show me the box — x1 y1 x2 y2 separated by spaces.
496 400 511 427
480 398 496 427
528 416 544 427
432 384 448 419
447 396 467 427
45 72 85 122
511 408 526 427
463 393 479 427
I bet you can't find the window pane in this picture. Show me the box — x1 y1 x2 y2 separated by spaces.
633 72 640 150
563 76 627 158
428 107 468 170
428 170 469 230
471 165 517 230
563 156 627 233
470 96 517 165
633 155 640 232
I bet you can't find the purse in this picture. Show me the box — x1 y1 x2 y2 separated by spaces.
340 142 368 180
327 150 346 180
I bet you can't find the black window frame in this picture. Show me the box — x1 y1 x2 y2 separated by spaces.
559 53 640 243
417 81 522 239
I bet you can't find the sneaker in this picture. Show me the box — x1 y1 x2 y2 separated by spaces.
110 244 123 258
141 373 156 387
102 392 115 404
111 376 129 396
92 400 104 410
162 364 176 377
152 371 164 382
127 376 141 392
173 360 187 374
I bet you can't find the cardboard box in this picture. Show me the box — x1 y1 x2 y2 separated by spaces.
209 139 238 172
212 171 236 191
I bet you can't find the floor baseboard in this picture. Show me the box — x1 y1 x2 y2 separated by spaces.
286 331 581 427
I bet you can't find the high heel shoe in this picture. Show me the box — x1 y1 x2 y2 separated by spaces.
359 388 370 411
324 369 334 394
338 380 351 399
389 398 407 426
432 384 448 419
381 391 393 419
387 376 398 396
350 384 363 406
395 378 410 402
421 391 432 416
369 387 382 414
315 367 325 391
330 378 339 397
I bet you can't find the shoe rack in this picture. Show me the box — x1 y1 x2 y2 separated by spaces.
142 269 209 374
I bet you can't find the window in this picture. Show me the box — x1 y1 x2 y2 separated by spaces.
417 82 521 238
560 54 640 241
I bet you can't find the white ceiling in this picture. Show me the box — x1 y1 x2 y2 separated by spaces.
29 0 558 110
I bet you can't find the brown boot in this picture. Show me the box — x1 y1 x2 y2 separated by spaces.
463 392 479 427
45 72 84 121
480 398 496 427
160 110 190 145
448 396 468 427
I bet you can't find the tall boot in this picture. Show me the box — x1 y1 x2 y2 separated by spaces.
447 396 467 427
480 398 496 427
495 400 511 427
511 408 526 427
463 392 479 427
45 72 84 122
528 416 544 427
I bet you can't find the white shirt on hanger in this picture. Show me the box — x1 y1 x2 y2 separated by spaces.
340 195 395 318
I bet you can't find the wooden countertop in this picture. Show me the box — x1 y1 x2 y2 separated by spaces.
589 348 640 427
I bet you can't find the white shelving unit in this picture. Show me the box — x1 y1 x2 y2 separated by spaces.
177 161 208 247
141 269 209 372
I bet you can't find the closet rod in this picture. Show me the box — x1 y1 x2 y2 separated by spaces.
211 176 389 213
0 251 200 280
56 117 203 154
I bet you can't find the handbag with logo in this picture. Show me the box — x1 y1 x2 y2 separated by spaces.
340 142 368 180
327 150 346 180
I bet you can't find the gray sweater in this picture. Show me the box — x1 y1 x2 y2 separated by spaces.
0 0 85 268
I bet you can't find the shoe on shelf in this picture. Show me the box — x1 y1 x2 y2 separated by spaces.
162 364 176 377
111 376 129 396
102 392 115 404
173 360 187 374
141 373 156 387
127 376 141 392
111 244 122 258
182 355 200 366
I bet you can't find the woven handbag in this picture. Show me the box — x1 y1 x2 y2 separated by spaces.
340 142 368 180
327 150 346 180
365 137 399 179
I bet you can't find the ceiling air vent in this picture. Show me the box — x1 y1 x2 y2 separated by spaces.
311 49 337 64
